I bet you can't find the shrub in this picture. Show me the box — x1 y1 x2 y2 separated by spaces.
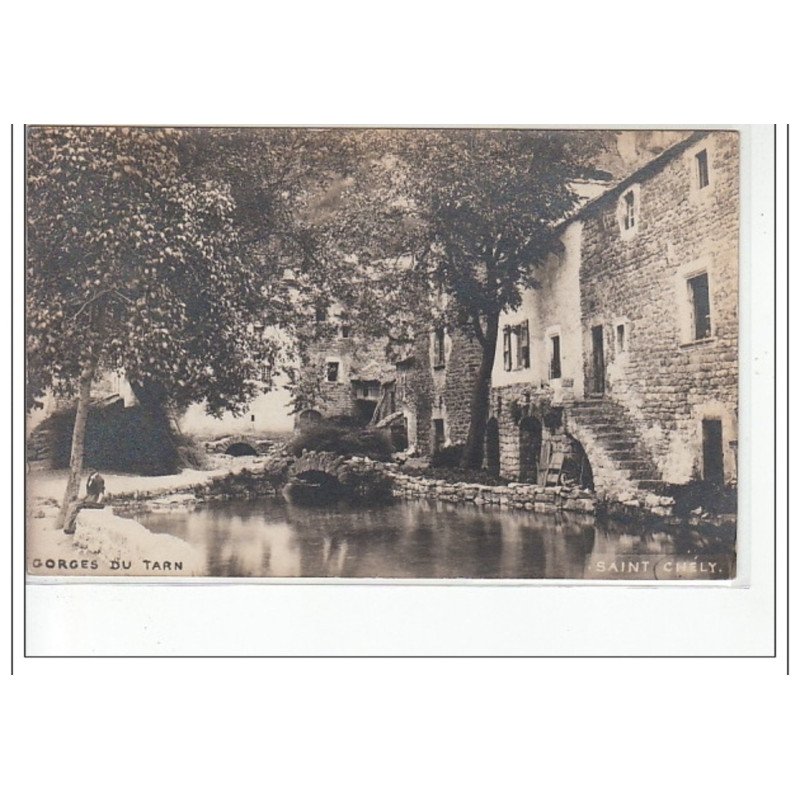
45 402 182 475
430 444 464 468
287 420 393 461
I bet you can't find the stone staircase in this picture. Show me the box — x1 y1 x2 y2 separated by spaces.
564 398 666 497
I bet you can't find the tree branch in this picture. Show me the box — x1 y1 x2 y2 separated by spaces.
471 314 487 348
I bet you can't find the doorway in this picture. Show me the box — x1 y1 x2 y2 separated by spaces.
519 416 543 483
433 419 445 454
591 325 605 395
702 419 724 486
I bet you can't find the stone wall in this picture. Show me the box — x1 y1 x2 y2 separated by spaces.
396 333 434 454
398 326 483 456
391 472 596 515
440 327 484 446
303 333 395 422
578 131 739 484
492 220 584 401
488 384 558 481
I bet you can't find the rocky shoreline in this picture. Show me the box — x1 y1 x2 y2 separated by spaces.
100 449 729 529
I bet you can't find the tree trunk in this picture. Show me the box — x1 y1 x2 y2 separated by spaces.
461 314 499 470
56 360 95 531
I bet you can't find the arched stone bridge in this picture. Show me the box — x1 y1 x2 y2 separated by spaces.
289 451 356 482
288 451 391 500
206 435 274 456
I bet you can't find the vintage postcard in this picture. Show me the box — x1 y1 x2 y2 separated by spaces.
25 126 738 580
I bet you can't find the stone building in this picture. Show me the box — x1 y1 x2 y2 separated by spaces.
489 130 739 498
296 305 396 429
375 326 483 455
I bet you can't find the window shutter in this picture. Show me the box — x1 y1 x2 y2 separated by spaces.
520 321 530 368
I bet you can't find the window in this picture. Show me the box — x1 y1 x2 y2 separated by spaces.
623 191 635 230
261 364 272 384
549 335 562 380
340 324 351 339
315 306 327 323
615 323 626 353
433 328 446 368
695 149 710 189
516 321 530 369
503 326 512 371
688 273 712 340
326 361 339 383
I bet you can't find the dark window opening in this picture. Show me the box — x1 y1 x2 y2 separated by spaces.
340 324 351 338
616 324 626 353
326 362 339 383
688 273 712 340
696 149 710 189
702 419 724 486
623 191 635 230
433 328 446 368
315 306 327 323
549 335 562 380
502 327 512 371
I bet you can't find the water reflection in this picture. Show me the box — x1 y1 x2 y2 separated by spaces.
129 498 735 580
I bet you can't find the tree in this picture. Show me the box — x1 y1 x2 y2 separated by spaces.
27 127 291 528
324 129 612 468
413 130 612 467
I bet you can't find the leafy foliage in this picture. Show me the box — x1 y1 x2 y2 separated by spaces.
27 127 277 414
430 444 465 469
323 129 614 466
287 419 393 461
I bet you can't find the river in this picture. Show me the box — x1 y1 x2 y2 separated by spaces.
127 497 736 580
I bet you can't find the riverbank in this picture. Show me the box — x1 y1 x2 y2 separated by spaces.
26 454 272 576
26 447 734 579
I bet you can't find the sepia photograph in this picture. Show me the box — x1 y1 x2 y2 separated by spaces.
25 126 739 581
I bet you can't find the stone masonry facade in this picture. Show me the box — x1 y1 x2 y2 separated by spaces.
294 131 739 509
578 131 739 485
488 131 739 501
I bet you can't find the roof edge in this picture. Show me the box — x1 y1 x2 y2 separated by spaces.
554 130 709 233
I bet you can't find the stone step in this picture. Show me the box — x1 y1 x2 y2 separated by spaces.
636 479 669 493
591 425 634 437
603 441 639 452
570 414 623 426
628 467 661 480
595 433 639 445
613 458 654 471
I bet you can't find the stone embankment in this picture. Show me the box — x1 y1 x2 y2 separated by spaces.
96 446 684 522
390 471 596 514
